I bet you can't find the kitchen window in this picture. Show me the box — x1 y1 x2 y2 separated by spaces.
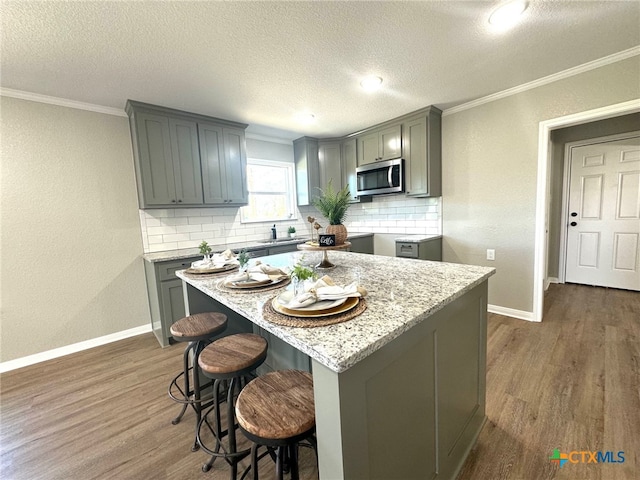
240 158 296 223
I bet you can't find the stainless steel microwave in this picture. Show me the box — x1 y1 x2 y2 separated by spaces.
356 158 404 196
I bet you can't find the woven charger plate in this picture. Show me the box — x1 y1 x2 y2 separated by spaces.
183 265 239 278
262 296 367 327
216 277 291 294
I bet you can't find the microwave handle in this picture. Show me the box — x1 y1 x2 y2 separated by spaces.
387 165 393 187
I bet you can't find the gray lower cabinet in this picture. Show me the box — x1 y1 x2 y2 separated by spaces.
348 235 374 254
126 100 248 209
396 237 442 261
145 256 200 347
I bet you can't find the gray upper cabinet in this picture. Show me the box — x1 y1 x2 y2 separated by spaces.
318 140 343 191
199 123 248 205
402 106 442 197
341 138 358 201
294 137 320 206
223 127 248 204
133 112 203 206
126 100 248 209
357 123 402 165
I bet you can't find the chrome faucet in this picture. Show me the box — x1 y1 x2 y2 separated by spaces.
271 224 277 240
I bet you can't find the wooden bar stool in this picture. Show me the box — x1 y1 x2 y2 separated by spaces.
168 312 227 452
235 370 316 480
197 333 268 479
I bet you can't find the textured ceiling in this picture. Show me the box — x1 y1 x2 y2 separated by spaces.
1 1 639 140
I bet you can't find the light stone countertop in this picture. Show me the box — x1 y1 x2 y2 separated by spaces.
394 234 442 243
176 251 494 374
143 233 374 263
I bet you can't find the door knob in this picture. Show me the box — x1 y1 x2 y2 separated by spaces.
570 212 577 217
570 221 577 227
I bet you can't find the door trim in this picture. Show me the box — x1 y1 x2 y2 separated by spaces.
534 98 640 322
558 131 640 284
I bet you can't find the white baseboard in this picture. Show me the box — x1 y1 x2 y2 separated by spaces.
488 304 538 322
548 277 560 284
0 324 152 373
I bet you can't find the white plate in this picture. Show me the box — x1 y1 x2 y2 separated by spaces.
276 291 347 312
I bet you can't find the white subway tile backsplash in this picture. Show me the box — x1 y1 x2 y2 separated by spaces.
139 197 441 253
163 233 191 243
176 225 203 234
147 226 177 236
162 217 189 226
189 216 213 225
149 242 177 252
148 235 165 244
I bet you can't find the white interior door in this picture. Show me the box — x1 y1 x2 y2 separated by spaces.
565 135 640 290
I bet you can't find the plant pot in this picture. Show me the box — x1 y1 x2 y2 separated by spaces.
289 232 296 239
326 224 347 245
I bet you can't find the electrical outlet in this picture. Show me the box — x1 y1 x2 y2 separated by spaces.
487 249 495 261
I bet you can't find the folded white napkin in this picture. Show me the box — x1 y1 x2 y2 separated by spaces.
224 262 289 284
191 249 238 269
287 275 367 309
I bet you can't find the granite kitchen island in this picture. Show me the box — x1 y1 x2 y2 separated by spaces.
177 251 495 480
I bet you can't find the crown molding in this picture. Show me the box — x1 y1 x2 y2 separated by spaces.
0 88 127 117
245 132 294 145
443 46 640 117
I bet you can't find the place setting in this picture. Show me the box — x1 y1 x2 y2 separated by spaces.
216 261 291 293
184 248 240 277
263 274 368 328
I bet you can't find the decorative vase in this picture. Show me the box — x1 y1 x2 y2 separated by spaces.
326 224 347 245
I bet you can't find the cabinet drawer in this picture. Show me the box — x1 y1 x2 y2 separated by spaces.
396 242 419 259
157 257 199 281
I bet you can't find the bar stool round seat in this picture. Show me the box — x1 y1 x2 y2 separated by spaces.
170 312 227 343
197 333 268 478
168 312 227 452
235 370 316 480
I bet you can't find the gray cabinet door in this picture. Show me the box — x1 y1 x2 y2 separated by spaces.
404 116 428 196
199 122 226 205
357 124 402 165
223 127 248 204
294 137 320 206
403 109 442 197
357 131 379 166
169 118 203 205
378 124 402 160
160 278 186 340
318 141 342 190
342 138 358 201
135 113 177 206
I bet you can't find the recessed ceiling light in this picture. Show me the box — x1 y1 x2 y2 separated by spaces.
488 0 528 28
360 75 383 92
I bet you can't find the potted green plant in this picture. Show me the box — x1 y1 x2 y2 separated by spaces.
287 226 297 239
199 240 212 260
311 180 351 245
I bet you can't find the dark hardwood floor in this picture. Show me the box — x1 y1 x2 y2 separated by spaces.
1 283 638 480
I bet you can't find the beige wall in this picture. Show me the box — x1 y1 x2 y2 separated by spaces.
442 56 640 313
0 97 150 362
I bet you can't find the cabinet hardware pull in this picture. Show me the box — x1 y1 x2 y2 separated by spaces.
171 199 176 203
178 199 182 203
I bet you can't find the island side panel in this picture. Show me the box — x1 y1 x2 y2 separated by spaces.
312 281 488 480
